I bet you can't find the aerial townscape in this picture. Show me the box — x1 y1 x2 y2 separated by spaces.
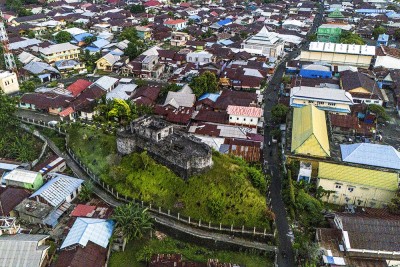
0 0 400 266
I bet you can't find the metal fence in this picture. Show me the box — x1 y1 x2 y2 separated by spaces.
19 115 275 239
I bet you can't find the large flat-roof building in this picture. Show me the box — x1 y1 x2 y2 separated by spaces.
290 86 353 114
300 42 375 68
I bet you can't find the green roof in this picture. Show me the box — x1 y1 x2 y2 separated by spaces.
319 162 399 191
328 9 345 18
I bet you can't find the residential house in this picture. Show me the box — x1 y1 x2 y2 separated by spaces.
317 162 399 207
226 105 262 128
374 45 400 70
219 138 262 162
136 26 152 40
15 173 84 227
340 71 383 105
291 105 330 158
122 54 165 79
0 71 19 94
131 84 161 106
96 52 121 72
93 76 119 92
376 33 389 47
22 61 60 82
59 218 114 250
4 169 44 190
163 88 196 109
300 42 375 68
241 26 285 58
0 234 50 267
171 32 191 47
163 19 187 31
213 90 258 111
316 212 400 264
0 187 31 217
67 79 93 97
19 92 73 115
106 83 137 101
290 86 354 114
186 51 215 65
40 43 80 64
340 143 400 171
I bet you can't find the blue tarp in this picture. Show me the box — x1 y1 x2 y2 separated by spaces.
217 18 232 26
299 69 332 79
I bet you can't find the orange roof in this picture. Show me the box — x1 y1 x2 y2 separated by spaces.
226 105 262 117
59 107 74 117
164 19 187 25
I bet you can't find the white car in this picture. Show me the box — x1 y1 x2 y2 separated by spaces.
48 121 59 126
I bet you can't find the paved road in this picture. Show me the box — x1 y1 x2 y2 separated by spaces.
263 3 324 266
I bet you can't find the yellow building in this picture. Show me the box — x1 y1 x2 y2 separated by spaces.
291 105 330 158
96 53 120 72
40 43 80 64
317 162 399 208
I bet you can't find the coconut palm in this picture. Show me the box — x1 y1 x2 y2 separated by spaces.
112 203 153 241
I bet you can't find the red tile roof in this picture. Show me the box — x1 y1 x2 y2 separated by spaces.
164 19 187 25
59 107 74 117
67 79 93 97
71 204 96 217
144 0 161 7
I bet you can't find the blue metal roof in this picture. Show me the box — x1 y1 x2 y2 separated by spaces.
73 32 93 42
92 38 110 49
217 19 232 26
60 218 114 249
378 34 389 42
341 143 400 170
198 93 220 102
85 46 101 52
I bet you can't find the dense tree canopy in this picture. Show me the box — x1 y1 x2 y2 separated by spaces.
373 26 387 39
368 104 389 122
112 203 153 241
189 71 219 97
339 31 366 45
129 4 145 14
271 103 289 123
55 31 73 43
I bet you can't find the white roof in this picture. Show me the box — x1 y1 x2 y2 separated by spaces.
244 26 281 45
40 43 79 55
308 42 375 56
62 27 87 36
164 91 196 108
0 234 49 267
18 51 41 65
94 76 119 91
4 169 40 184
9 38 42 50
100 52 120 65
106 83 137 100
291 86 353 103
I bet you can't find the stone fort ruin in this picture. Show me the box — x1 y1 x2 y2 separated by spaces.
116 116 213 179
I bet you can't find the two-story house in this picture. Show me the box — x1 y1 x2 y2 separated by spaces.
40 43 80 64
0 71 19 94
186 51 215 65
163 19 187 31
171 32 191 47
226 105 262 128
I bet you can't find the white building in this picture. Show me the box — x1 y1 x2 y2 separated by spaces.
241 26 285 57
163 19 187 31
186 51 215 65
290 86 353 114
0 71 19 94
227 105 262 127
300 42 375 68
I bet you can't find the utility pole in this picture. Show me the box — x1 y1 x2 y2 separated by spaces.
0 11 17 74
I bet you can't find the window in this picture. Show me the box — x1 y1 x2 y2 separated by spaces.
229 116 232 120
335 184 341 189
374 100 379 103
348 187 354 193
237 118 239 120
250 119 253 122
243 118 246 121
328 103 336 106
317 101 325 105
308 100 314 103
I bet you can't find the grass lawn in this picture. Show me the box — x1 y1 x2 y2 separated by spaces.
68 126 272 229
109 236 274 267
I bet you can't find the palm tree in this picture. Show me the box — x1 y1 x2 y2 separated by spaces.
78 181 94 202
112 203 153 241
